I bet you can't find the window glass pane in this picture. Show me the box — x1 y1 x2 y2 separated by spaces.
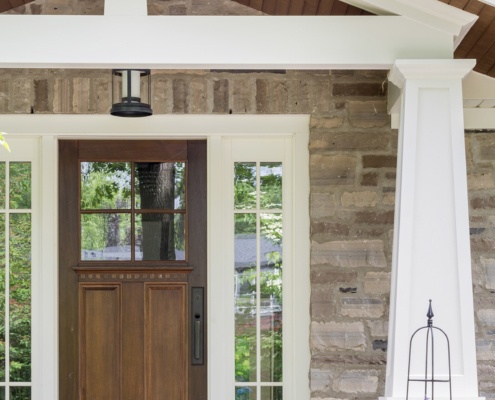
235 213 257 383
81 162 131 210
0 214 4 382
261 386 282 400
234 163 257 210
0 163 5 209
135 213 185 261
81 214 131 261
9 163 30 210
260 214 282 383
235 386 257 400
10 386 30 399
135 162 185 210
260 163 282 209
9 214 31 382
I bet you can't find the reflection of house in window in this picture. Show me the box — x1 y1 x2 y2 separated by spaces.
234 233 282 330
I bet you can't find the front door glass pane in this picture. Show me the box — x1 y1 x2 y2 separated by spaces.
135 162 185 210
81 162 131 210
235 387 257 400
81 214 131 261
9 387 30 400
135 213 185 261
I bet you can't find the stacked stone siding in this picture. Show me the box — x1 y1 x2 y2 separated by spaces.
0 67 493 399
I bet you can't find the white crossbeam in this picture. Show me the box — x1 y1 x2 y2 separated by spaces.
0 16 452 69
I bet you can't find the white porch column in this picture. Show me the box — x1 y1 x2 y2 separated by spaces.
383 60 481 400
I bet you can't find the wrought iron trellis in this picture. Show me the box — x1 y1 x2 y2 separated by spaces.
406 300 452 400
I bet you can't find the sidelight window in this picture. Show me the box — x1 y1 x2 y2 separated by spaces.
234 162 283 400
0 162 33 400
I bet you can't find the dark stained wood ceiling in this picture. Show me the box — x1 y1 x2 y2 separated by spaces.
0 0 33 13
439 0 495 78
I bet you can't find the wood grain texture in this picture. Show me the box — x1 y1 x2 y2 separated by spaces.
146 284 187 400
79 284 122 400
59 140 80 400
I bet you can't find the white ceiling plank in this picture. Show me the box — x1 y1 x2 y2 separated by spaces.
341 0 478 49
0 15 452 69
104 0 147 16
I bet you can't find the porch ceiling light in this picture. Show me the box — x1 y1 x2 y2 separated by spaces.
111 69 152 117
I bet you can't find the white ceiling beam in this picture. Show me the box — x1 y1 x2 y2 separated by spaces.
0 16 452 69
341 0 478 49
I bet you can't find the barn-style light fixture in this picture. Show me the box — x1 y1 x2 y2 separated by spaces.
111 69 152 117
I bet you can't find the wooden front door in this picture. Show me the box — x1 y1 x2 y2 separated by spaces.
58 140 207 400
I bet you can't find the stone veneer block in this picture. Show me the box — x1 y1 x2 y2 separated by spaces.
310 116 345 130
0 81 9 113
310 132 389 151
332 370 379 393
53 79 71 114
471 195 495 209
341 191 378 208
312 240 387 268
310 321 366 351
332 82 385 97
348 101 389 128
478 309 495 327
340 297 384 318
173 79 187 113
310 368 334 392
232 79 254 113
310 154 356 186
481 257 495 290
72 78 90 114
189 78 208 113
476 135 495 162
367 320 389 337
311 193 337 218
477 340 495 360
11 79 32 114
34 79 49 113
362 155 397 168
363 271 391 294
468 171 495 190
213 78 229 113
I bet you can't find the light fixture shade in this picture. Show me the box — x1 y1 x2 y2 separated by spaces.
111 69 153 117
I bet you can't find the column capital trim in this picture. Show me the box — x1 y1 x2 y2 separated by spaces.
389 59 476 89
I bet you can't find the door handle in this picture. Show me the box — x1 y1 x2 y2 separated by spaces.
192 287 204 365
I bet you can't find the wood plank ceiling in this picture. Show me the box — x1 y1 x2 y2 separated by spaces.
1 0 495 78
0 0 33 13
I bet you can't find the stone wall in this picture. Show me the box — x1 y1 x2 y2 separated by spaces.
0 67 494 399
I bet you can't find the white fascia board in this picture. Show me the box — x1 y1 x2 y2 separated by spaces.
464 108 495 130
463 70 495 104
342 0 478 49
0 114 311 136
0 15 452 69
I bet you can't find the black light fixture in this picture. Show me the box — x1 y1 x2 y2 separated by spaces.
111 69 152 117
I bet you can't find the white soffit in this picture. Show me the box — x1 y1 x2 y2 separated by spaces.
341 0 478 49
0 15 452 69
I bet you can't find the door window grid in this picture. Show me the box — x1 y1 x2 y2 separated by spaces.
234 162 283 400
0 162 32 400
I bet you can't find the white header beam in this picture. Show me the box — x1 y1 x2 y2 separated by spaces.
0 16 452 69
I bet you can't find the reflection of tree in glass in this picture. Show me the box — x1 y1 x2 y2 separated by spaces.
136 163 176 260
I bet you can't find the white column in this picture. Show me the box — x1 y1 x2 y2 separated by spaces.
383 59 482 400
